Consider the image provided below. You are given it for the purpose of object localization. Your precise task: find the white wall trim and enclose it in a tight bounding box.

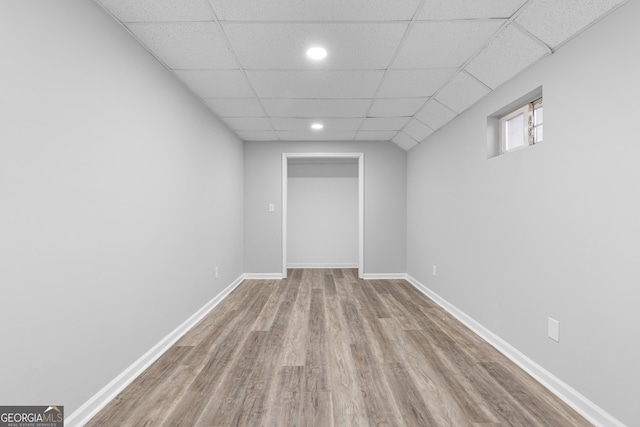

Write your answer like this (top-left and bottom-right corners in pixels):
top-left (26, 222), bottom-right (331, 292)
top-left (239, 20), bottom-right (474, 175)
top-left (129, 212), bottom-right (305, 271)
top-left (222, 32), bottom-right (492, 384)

top-left (362, 273), bottom-right (407, 280)
top-left (65, 273), bottom-right (246, 427)
top-left (288, 263), bottom-right (358, 269)
top-left (67, 271), bottom-right (623, 427)
top-left (404, 274), bottom-right (625, 427)
top-left (243, 273), bottom-right (284, 280)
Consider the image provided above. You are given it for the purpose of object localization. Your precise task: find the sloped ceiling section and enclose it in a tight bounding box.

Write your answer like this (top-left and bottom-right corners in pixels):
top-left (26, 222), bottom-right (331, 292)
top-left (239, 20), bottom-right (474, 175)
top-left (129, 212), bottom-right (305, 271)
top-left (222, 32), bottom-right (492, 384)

top-left (96, 0), bottom-right (627, 150)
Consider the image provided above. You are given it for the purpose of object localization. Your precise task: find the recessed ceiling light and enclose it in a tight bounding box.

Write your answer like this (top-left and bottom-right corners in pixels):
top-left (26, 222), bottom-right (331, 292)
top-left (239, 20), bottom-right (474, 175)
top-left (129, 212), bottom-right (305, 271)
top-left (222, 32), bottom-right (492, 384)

top-left (311, 123), bottom-right (324, 130)
top-left (306, 46), bottom-right (327, 61)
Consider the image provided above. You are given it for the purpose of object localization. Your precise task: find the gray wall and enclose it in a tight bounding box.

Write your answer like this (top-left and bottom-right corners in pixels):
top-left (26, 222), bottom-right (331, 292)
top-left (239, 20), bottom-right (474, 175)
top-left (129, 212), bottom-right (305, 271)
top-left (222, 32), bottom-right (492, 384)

top-left (406, 2), bottom-right (639, 425)
top-left (0, 0), bottom-right (244, 414)
top-left (245, 141), bottom-right (406, 275)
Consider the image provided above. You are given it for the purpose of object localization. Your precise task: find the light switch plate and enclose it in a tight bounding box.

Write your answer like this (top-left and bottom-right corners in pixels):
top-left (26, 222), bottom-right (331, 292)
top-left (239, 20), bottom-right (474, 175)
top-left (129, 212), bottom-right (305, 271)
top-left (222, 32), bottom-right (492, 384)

top-left (548, 317), bottom-right (559, 342)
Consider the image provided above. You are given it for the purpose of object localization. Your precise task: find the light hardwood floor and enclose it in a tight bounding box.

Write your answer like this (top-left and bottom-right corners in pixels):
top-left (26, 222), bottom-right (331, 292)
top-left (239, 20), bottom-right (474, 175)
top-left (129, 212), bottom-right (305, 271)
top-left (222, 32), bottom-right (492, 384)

top-left (86, 269), bottom-right (592, 426)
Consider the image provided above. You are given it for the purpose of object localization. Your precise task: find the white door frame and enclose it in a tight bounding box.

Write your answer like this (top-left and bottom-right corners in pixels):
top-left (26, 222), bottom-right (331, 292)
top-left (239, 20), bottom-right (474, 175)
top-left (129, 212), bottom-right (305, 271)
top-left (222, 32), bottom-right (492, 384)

top-left (282, 152), bottom-right (364, 279)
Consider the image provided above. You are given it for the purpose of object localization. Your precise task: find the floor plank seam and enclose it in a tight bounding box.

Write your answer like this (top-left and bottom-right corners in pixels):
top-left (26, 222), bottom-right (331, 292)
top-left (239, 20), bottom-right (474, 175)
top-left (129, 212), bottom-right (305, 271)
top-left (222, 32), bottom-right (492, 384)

top-left (86, 269), bottom-right (594, 427)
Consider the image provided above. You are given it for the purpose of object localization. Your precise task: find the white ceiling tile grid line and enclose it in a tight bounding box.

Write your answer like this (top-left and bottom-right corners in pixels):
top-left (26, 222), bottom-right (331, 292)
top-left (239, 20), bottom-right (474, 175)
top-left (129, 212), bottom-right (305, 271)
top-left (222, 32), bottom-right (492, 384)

top-left (414, 99), bottom-right (457, 131)
top-left (435, 70), bottom-right (492, 114)
top-left (199, 2), bottom-right (281, 135)
top-left (403, 118), bottom-right (434, 142)
top-left (515, 0), bottom-right (628, 51)
top-left (95, 0), bottom-right (279, 137)
top-left (206, 0), bottom-right (425, 22)
top-left (350, 0), bottom-right (431, 148)
top-left (510, 21), bottom-right (553, 53)
top-left (399, 0), bottom-right (546, 143)
top-left (125, 21), bottom-right (239, 69)
top-left (392, 131), bottom-right (420, 150)
top-left (404, 0), bottom-right (622, 142)
top-left (391, 19), bottom-right (507, 69)
top-left (418, 0), bottom-right (529, 20)
top-left (96, 0), bottom-right (216, 22)
top-left (95, 0), bottom-right (630, 149)
top-left (398, 0), bottom-right (530, 142)
top-left (465, 23), bottom-right (551, 90)
top-left (356, 130), bottom-right (400, 141)
top-left (204, 98), bottom-right (265, 117)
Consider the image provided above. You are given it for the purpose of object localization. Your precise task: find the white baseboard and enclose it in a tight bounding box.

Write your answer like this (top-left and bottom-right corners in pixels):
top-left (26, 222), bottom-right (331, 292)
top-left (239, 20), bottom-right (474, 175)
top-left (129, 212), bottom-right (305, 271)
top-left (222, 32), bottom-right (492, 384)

top-left (362, 273), bottom-right (406, 280)
top-left (64, 274), bottom-right (246, 427)
top-left (404, 274), bottom-right (625, 427)
top-left (287, 263), bottom-right (358, 269)
top-left (243, 273), bottom-right (283, 280)
top-left (66, 272), bottom-right (624, 427)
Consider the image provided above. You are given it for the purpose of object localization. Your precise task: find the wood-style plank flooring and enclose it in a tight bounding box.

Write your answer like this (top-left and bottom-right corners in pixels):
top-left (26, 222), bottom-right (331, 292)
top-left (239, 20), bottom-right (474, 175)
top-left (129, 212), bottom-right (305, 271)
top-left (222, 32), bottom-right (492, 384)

top-left (87, 269), bottom-right (592, 426)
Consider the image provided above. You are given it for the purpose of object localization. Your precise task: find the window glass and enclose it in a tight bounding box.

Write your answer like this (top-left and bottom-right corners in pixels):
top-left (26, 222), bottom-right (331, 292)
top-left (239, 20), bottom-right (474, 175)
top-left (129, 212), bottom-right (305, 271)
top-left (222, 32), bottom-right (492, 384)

top-left (488, 89), bottom-right (542, 159)
top-left (500, 98), bottom-right (542, 154)
top-left (506, 113), bottom-right (526, 151)
top-left (533, 102), bottom-right (543, 143)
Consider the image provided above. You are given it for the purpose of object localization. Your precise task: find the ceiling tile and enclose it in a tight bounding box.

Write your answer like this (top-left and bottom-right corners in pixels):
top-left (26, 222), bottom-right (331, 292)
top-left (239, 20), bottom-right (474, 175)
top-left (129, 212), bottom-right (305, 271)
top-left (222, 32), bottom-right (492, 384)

top-left (369, 98), bottom-right (428, 117)
top-left (97, 0), bottom-right (215, 22)
top-left (236, 130), bottom-right (278, 141)
top-left (435, 71), bottom-right (490, 114)
top-left (271, 118), bottom-right (363, 131)
top-left (175, 70), bottom-right (254, 98)
top-left (224, 117), bottom-right (272, 131)
top-left (222, 23), bottom-right (407, 70)
top-left (465, 24), bottom-right (549, 89)
top-left (392, 132), bottom-right (419, 150)
top-left (515, 0), bottom-right (626, 49)
top-left (403, 119), bottom-right (433, 141)
top-left (418, 0), bottom-right (527, 19)
top-left (127, 22), bottom-right (237, 70)
top-left (377, 69), bottom-right (455, 98)
top-left (393, 20), bottom-right (504, 69)
top-left (204, 98), bottom-right (265, 117)
top-left (276, 131), bottom-right (357, 141)
top-left (208, 0), bottom-right (423, 21)
top-left (414, 99), bottom-right (456, 130)
top-left (355, 131), bottom-right (398, 141)
top-left (246, 70), bottom-right (384, 98)
top-left (361, 117), bottom-right (410, 131)
top-left (99, 0), bottom-right (623, 148)
top-left (261, 99), bottom-right (370, 118)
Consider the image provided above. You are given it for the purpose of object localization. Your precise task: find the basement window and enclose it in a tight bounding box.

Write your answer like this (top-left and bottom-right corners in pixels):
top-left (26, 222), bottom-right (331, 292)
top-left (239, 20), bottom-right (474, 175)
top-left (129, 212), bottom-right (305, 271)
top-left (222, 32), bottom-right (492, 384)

top-left (501, 98), bottom-right (543, 153)
top-left (487, 86), bottom-right (543, 159)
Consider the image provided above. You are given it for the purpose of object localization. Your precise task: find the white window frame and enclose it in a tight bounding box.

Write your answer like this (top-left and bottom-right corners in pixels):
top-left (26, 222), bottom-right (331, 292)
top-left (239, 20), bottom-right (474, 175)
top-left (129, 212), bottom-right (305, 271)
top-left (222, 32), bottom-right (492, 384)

top-left (532, 97), bottom-right (543, 144)
top-left (500, 97), bottom-right (542, 154)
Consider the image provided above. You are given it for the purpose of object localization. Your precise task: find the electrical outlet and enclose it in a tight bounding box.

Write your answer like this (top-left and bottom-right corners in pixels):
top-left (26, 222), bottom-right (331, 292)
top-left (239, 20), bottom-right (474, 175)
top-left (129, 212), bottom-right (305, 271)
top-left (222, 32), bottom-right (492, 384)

top-left (548, 317), bottom-right (559, 342)
top-left (432, 265), bottom-right (437, 276)
top-left (215, 267), bottom-right (219, 279)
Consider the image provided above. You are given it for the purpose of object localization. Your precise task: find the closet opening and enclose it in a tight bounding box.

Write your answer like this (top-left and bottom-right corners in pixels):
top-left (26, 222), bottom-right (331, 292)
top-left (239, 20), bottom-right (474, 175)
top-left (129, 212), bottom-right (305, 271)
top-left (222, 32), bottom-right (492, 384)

top-left (282, 153), bottom-right (364, 279)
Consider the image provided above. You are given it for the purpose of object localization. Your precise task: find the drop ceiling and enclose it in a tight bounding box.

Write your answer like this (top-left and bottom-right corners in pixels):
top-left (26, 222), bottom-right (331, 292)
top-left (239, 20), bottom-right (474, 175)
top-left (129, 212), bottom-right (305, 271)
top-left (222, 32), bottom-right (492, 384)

top-left (96, 0), bottom-right (627, 150)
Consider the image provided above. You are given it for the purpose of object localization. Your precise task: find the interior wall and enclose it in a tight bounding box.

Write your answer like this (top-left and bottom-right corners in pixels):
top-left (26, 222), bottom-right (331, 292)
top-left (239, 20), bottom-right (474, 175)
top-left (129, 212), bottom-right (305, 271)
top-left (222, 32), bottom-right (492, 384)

top-left (406, 2), bottom-right (639, 425)
top-left (287, 161), bottom-right (358, 267)
top-left (0, 0), bottom-right (244, 414)
top-left (244, 140), bottom-right (406, 275)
